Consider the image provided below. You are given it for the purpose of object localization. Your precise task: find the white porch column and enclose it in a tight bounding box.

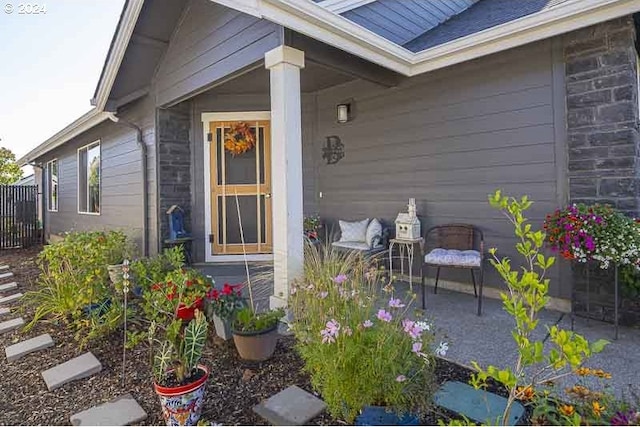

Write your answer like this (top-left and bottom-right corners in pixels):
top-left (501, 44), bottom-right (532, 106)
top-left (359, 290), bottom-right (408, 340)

top-left (265, 45), bottom-right (305, 309)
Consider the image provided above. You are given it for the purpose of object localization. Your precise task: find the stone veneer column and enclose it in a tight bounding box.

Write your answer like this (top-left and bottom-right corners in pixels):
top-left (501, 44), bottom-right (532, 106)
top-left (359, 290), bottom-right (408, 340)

top-left (565, 16), bottom-right (639, 215)
top-left (157, 102), bottom-right (192, 247)
top-left (564, 16), bottom-right (640, 324)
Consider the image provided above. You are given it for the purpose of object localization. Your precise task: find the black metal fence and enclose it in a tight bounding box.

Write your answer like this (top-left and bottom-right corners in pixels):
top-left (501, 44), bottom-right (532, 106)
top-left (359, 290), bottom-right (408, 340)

top-left (0, 185), bottom-right (40, 249)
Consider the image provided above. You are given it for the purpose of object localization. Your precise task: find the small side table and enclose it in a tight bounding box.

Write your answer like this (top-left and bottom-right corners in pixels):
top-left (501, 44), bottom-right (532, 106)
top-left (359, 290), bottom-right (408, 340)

top-left (389, 237), bottom-right (425, 290)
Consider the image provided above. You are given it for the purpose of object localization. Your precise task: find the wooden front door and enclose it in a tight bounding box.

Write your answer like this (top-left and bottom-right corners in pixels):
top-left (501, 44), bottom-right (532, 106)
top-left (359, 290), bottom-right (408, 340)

top-left (209, 120), bottom-right (272, 254)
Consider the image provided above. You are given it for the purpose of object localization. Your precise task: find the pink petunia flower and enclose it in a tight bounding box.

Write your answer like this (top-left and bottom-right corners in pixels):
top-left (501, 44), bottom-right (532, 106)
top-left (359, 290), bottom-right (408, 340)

top-left (377, 309), bottom-right (392, 322)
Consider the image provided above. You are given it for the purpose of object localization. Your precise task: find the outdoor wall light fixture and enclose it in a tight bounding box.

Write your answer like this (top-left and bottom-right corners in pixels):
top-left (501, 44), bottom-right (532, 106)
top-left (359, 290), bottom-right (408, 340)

top-left (337, 102), bottom-right (352, 123)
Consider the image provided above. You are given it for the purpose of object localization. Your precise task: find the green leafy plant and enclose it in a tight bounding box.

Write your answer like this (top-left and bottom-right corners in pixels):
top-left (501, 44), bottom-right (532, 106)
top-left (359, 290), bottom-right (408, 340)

top-left (24, 231), bottom-right (137, 345)
top-left (130, 246), bottom-right (184, 292)
top-left (290, 243), bottom-right (437, 423)
top-left (149, 309), bottom-right (208, 385)
top-left (471, 190), bottom-right (608, 425)
top-left (232, 306), bottom-right (283, 333)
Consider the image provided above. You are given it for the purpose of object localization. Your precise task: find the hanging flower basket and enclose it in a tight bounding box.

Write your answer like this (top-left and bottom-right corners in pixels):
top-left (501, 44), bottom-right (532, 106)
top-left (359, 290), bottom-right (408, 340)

top-left (224, 122), bottom-right (255, 156)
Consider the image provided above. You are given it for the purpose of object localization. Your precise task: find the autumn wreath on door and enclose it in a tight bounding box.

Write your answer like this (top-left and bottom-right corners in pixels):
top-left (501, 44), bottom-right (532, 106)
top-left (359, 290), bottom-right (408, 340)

top-left (224, 122), bottom-right (255, 156)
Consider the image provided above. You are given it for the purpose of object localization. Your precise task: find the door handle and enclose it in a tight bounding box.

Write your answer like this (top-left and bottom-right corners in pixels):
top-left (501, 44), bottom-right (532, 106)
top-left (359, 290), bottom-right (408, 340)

top-left (264, 193), bottom-right (272, 199)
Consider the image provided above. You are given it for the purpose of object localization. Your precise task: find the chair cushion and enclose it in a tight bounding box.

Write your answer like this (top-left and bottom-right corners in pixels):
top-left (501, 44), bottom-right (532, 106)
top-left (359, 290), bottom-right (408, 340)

top-left (365, 218), bottom-right (382, 248)
top-left (332, 241), bottom-right (383, 251)
top-left (424, 248), bottom-right (481, 267)
top-left (338, 218), bottom-right (369, 242)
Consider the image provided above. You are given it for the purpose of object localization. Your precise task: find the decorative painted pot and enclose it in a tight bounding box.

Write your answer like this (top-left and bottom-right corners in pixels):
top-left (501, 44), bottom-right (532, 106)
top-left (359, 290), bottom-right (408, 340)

top-left (82, 298), bottom-right (112, 317)
top-left (232, 324), bottom-right (278, 361)
top-left (154, 365), bottom-right (209, 426)
top-left (177, 297), bottom-right (204, 321)
top-left (212, 314), bottom-right (233, 340)
top-left (355, 406), bottom-right (420, 426)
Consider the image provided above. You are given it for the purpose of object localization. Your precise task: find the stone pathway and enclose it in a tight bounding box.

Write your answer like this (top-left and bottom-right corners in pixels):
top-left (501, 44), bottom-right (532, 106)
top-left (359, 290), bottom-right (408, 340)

top-left (6, 333), bottom-right (54, 362)
top-left (41, 351), bottom-right (103, 391)
top-left (0, 266), bottom-right (147, 425)
top-left (253, 385), bottom-right (327, 425)
top-left (70, 393), bottom-right (147, 425)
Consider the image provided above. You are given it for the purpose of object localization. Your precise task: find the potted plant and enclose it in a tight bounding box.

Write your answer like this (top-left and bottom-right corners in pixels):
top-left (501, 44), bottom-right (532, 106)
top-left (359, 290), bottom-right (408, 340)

top-left (204, 283), bottom-right (244, 340)
top-left (103, 231), bottom-right (136, 285)
top-left (231, 306), bottom-right (284, 361)
top-left (149, 309), bottom-right (209, 426)
top-left (289, 244), bottom-right (438, 424)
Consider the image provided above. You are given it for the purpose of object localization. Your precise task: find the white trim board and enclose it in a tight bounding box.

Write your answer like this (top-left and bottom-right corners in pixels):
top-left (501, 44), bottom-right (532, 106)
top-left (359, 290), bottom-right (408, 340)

top-left (202, 254), bottom-right (274, 263)
top-left (201, 111), bottom-right (271, 263)
top-left (317, 0), bottom-right (377, 14)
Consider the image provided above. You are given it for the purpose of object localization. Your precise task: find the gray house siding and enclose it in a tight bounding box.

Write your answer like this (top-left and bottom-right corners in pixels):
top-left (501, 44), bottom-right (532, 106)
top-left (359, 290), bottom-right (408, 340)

top-left (153, 0), bottom-right (283, 107)
top-left (310, 39), bottom-right (569, 298)
top-left (39, 96), bottom-right (158, 255)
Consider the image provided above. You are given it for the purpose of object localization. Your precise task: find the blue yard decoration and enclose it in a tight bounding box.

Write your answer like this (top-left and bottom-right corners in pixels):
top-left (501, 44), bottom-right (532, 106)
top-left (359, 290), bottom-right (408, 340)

top-left (434, 381), bottom-right (525, 425)
top-left (167, 205), bottom-right (190, 240)
top-left (355, 406), bottom-right (420, 426)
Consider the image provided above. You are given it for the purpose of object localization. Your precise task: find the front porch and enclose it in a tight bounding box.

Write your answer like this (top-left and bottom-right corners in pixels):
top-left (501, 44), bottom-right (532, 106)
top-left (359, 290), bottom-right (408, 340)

top-left (198, 261), bottom-right (640, 397)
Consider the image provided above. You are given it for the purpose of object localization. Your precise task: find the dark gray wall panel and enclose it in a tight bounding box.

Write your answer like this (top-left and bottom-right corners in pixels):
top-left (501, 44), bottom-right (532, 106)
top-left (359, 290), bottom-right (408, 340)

top-left (154, 0), bottom-right (282, 107)
top-left (311, 40), bottom-right (569, 298)
top-left (38, 96), bottom-right (158, 255)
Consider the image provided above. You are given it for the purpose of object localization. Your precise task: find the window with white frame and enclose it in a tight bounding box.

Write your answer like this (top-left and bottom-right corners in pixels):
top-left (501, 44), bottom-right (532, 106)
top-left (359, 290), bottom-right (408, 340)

top-left (78, 141), bottom-right (101, 214)
top-left (46, 159), bottom-right (58, 212)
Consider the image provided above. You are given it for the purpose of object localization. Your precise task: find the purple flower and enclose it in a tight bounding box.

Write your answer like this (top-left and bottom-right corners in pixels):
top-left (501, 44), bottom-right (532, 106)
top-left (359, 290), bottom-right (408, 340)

top-left (611, 410), bottom-right (640, 426)
top-left (333, 274), bottom-right (348, 284)
top-left (396, 375), bottom-right (406, 382)
top-left (321, 329), bottom-right (335, 344)
top-left (377, 309), bottom-right (392, 322)
top-left (320, 319), bottom-right (340, 344)
top-left (363, 320), bottom-right (373, 328)
top-left (412, 341), bottom-right (422, 354)
top-left (326, 319), bottom-right (340, 335)
top-left (388, 298), bottom-right (405, 308)
top-left (402, 319), bottom-right (423, 339)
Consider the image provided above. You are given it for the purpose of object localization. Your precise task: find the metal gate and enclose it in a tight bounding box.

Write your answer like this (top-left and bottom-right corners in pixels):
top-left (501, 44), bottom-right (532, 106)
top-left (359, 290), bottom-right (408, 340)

top-left (0, 185), bottom-right (40, 249)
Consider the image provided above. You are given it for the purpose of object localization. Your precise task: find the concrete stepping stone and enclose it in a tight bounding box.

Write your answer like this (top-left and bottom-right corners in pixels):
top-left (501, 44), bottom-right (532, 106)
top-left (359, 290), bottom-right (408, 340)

top-left (0, 271), bottom-right (13, 280)
top-left (434, 381), bottom-right (525, 425)
top-left (0, 317), bottom-right (24, 334)
top-left (0, 293), bottom-right (22, 305)
top-left (253, 385), bottom-right (327, 425)
top-left (70, 393), bottom-right (147, 426)
top-left (41, 352), bottom-right (102, 391)
top-left (0, 265), bottom-right (9, 270)
top-left (0, 307), bottom-right (10, 316)
top-left (6, 334), bottom-right (54, 362)
top-left (0, 282), bottom-right (18, 293)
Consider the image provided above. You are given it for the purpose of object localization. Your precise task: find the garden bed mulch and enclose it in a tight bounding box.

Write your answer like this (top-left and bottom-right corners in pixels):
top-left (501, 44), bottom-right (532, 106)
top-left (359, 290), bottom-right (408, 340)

top-left (2, 247), bottom-right (511, 426)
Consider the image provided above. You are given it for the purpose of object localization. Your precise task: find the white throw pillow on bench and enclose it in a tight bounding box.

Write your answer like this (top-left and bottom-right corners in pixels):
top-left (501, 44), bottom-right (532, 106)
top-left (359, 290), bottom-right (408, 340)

top-left (338, 218), bottom-right (369, 243)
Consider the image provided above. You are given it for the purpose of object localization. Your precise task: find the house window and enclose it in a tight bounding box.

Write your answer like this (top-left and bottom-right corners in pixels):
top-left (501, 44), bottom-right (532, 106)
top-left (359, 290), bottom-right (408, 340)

top-left (46, 159), bottom-right (58, 212)
top-left (78, 141), bottom-right (101, 214)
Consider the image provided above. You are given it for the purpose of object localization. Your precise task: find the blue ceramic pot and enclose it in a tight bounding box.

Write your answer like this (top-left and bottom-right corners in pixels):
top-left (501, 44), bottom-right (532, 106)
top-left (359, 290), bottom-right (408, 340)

top-left (355, 406), bottom-right (420, 426)
top-left (82, 298), bottom-right (112, 317)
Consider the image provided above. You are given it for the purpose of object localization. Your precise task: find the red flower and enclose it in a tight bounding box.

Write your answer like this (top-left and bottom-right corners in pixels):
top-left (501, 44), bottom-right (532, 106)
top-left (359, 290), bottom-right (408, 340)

top-left (151, 283), bottom-right (161, 291)
top-left (167, 293), bottom-right (176, 301)
top-left (185, 280), bottom-right (193, 287)
top-left (222, 284), bottom-right (233, 296)
top-left (206, 289), bottom-right (219, 299)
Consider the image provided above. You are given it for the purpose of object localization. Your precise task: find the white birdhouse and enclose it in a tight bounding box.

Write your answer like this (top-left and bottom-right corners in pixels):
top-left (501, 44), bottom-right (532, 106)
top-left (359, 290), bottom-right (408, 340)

top-left (395, 198), bottom-right (421, 240)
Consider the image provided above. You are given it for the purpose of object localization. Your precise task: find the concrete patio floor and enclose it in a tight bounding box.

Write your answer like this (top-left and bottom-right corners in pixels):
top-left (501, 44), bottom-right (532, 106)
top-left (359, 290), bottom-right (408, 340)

top-left (199, 262), bottom-right (640, 398)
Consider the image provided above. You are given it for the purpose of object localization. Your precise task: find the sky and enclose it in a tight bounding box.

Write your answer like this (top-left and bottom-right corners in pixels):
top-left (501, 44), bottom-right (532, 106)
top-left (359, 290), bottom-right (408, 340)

top-left (0, 0), bottom-right (125, 173)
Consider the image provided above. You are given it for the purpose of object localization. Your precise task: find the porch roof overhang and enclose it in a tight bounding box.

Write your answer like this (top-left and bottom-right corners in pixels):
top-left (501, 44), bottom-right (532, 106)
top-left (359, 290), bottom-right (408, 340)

top-left (17, 0), bottom-right (640, 166)
top-left (214, 0), bottom-right (640, 76)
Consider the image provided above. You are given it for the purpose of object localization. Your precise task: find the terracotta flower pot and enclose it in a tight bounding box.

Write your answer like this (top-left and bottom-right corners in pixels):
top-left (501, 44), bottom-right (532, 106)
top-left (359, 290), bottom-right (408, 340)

top-left (232, 324), bottom-right (278, 361)
top-left (154, 365), bottom-right (209, 426)
top-left (177, 297), bottom-right (204, 321)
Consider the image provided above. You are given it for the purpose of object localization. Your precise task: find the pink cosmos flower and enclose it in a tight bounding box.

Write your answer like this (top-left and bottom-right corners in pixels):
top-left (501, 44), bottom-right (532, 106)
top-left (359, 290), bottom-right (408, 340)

top-left (388, 298), bottom-right (406, 308)
top-left (377, 309), bottom-right (392, 322)
top-left (402, 318), bottom-right (424, 340)
top-left (319, 291), bottom-right (329, 299)
top-left (344, 326), bottom-right (353, 336)
top-left (412, 341), bottom-right (422, 354)
top-left (326, 319), bottom-right (340, 335)
top-left (396, 375), bottom-right (407, 382)
top-left (320, 319), bottom-right (341, 344)
top-left (363, 320), bottom-right (373, 328)
top-left (333, 274), bottom-right (348, 284)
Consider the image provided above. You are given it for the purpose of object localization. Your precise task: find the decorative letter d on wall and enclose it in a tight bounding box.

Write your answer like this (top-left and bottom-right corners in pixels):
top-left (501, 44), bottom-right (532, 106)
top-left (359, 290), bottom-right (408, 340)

top-left (322, 135), bottom-right (345, 165)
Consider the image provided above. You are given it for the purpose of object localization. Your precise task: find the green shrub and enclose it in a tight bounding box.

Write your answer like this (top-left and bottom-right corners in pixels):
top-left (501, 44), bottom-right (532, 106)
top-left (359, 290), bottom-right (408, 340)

top-left (130, 246), bottom-right (184, 293)
top-left (24, 230), bottom-right (136, 345)
top-left (232, 306), bottom-right (283, 333)
top-left (290, 244), bottom-right (436, 423)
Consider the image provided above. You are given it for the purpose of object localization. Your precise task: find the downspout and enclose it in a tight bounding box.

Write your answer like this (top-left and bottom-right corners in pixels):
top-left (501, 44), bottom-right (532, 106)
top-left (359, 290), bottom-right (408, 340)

top-left (28, 162), bottom-right (45, 244)
top-left (106, 112), bottom-right (149, 256)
